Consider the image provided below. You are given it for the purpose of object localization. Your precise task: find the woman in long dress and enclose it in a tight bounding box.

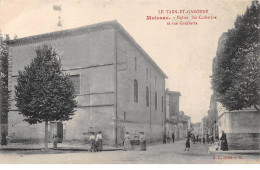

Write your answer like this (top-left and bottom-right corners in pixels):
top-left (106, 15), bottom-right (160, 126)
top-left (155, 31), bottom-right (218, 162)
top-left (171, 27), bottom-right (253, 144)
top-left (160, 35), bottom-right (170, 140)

top-left (89, 132), bottom-right (96, 152)
top-left (123, 132), bottom-right (131, 151)
top-left (96, 131), bottom-right (103, 152)
top-left (220, 130), bottom-right (229, 151)
top-left (140, 132), bottom-right (146, 151)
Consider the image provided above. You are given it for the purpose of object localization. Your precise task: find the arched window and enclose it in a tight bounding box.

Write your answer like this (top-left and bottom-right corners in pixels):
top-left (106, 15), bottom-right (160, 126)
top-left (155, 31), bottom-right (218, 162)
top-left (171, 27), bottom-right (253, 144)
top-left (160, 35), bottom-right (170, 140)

top-left (155, 92), bottom-right (157, 110)
top-left (162, 96), bottom-right (164, 112)
top-left (146, 87), bottom-right (149, 107)
top-left (134, 57), bottom-right (137, 71)
top-left (134, 79), bottom-right (138, 103)
top-left (146, 68), bottom-right (148, 80)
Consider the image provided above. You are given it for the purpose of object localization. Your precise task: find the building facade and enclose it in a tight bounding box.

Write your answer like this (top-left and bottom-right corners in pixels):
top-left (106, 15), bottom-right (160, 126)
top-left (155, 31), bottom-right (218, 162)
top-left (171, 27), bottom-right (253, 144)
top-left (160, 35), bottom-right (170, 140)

top-left (165, 90), bottom-right (180, 139)
top-left (4, 21), bottom-right (167, 145)
top-left (201, 116), bottom-right (209, 136)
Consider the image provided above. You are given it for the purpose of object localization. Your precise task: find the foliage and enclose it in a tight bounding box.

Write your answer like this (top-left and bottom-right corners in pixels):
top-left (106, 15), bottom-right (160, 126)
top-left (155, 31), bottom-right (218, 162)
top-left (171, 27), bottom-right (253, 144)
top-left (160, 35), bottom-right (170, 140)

top-left (0, 35), bottom-right (10, 125)
top-left (211, 0), bottom-right (260, 112)
top-left (15, 44), bottom-right (77, 124)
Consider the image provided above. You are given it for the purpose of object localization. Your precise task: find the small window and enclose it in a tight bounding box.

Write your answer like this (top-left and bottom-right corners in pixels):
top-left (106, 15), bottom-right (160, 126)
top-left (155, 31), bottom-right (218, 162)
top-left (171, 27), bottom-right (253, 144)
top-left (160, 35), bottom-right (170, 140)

top-left (155, 92), bottom-right (157, 110)
top-left (155, 76), bottom-right (157, 86)
top-left (146, 87), bottom-right (149, 107)
top-left (134, 79), bottom-right (138, 103)
top-left (69, 74), bottom-right (80, 94)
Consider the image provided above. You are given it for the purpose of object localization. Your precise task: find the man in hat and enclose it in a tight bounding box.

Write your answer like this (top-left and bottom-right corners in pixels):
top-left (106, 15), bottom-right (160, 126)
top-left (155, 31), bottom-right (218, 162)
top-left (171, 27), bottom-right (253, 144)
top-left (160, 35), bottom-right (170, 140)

top-left (96, 131), bottom-right (103, 152)
top-left (89, 132), bottom-right (96, 152)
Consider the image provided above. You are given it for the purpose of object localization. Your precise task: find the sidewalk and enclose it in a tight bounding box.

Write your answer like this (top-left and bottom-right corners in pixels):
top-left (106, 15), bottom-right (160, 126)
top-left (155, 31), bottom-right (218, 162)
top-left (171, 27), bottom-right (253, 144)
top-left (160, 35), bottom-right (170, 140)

top-left (208, 145), bottom-right (260, 154)
top-left (0, 142), bottom-right (122, 151)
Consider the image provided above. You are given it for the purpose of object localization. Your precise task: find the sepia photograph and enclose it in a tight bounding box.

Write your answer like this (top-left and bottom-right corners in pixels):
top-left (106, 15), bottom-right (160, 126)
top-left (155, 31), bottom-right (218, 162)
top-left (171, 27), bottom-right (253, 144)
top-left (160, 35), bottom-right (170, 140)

top-left (0, 0), bottom-right (259, 164)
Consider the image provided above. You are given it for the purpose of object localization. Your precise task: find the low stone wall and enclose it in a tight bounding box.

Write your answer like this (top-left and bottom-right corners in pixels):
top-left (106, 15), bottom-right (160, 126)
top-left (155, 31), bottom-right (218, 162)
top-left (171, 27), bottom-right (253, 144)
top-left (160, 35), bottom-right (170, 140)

top-left (227, 133), bottom-right (260, 150)
top-left (218, 110), bottom-right (260, 150)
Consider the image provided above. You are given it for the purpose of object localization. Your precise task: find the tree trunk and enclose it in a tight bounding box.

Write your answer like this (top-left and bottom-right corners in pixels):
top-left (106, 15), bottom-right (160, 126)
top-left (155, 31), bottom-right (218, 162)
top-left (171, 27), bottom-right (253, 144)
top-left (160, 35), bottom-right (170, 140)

top-left (44, 121), bottom-right (48, 150)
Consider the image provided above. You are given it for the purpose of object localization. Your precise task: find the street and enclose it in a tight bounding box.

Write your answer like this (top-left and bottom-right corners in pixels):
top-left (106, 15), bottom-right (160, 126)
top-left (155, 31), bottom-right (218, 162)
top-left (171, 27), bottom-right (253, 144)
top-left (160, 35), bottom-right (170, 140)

top-left (0, 140), bottom-right (259, 164)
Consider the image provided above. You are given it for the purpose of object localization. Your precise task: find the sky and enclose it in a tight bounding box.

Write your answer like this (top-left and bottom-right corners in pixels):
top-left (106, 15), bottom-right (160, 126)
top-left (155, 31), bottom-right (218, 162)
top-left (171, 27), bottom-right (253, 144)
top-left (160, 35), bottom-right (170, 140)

top-left (0, 0), bottom-right (252, 123)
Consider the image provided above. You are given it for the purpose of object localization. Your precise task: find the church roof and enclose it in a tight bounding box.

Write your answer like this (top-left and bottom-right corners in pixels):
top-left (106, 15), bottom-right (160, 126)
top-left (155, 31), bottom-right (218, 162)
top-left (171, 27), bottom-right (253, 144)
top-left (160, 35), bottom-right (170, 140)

top-left (6, 20), bottom-right (168, 78)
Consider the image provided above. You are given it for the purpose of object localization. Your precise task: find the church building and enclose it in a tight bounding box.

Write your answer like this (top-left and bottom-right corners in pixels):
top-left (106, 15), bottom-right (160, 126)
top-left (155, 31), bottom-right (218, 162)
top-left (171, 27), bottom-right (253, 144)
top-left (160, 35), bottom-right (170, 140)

top-left (5, 20), bottom-right (167, 145)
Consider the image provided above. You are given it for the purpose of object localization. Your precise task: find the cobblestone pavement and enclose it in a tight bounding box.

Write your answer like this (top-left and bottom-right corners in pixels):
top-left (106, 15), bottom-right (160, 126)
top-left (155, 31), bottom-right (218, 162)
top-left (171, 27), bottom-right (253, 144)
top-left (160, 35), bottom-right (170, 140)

top-left (0, 140), bottom-right (259, 164)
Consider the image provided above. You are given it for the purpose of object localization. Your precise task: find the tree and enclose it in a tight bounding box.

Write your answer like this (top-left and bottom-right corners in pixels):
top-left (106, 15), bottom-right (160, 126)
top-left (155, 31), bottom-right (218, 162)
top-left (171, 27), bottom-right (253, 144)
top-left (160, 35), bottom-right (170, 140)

top-left (212, 0), bottom-right (260, 112)
top-left (15, 44), bottom-right (77, 149)
top-left (0, 35), bottom-right (10, 145)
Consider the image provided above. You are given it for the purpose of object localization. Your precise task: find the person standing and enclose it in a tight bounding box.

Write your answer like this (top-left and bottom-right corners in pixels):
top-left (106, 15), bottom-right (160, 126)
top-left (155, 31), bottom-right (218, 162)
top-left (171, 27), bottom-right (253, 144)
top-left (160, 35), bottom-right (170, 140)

top-left (203, 136), bottom-right (206, 144)
top-left (52, 134), bottom-right (58, 149)
top-left (172, 132), bottom-right (175, 143)
top-left (163, 133), bottom-right (167, 144)
top-left (211, 135), bottom-right (214, 144)
top-left (220, 130), bottom-right (229, 151)
top-left (140, 132), bottom-right (146, 151)
top-left (96, 131), bottom-right (103, 152)
top-left (167, 132), bottom-right (171, 143)
top-left (184, 138), bottom-right (190, 151)
top-left (89, 132), bottom-right (96, 152)
top-left (1, 132), bottom-right (7, 146)
top-left (123, 132), bottom-right (131, 151)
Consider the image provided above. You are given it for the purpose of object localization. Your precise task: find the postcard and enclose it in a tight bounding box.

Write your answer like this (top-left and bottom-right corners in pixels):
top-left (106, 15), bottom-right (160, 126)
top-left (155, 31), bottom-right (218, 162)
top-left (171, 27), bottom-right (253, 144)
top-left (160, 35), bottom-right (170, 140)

top-left (0, 0), bottom-right (259, 164)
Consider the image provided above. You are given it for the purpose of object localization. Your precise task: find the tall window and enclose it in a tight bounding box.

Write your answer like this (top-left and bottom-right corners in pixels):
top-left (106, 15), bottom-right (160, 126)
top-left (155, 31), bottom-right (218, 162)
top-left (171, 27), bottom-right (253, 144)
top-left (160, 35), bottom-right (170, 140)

top-left (162, 96), bottom-right (164, 112)
top-left (155, 92), bottom-right (157, 110)
top-left (134, 57), bottom-right (137, 71)
top-left (146, 68), bottom-right (148, 80)
top-left (134, 79), bottom-right (138, 103)
top-left (69, 74), bottom-right (80, 94)
top-left (146, 87), bottom-right (149, 107)
top-left (162, 81), bottom-right (164, 91)
top-left (124, 112), bottom-right (126, 120)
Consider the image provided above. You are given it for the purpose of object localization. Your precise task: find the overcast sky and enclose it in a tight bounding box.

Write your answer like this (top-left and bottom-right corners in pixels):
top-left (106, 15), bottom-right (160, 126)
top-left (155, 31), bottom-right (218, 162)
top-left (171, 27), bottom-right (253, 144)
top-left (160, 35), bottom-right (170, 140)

top-left (0, 0), bottom-right (252, 122)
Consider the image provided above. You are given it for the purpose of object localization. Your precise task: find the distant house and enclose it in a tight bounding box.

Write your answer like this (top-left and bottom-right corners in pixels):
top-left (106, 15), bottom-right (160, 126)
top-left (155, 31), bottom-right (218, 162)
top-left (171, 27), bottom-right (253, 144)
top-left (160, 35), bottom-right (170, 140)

top-left (165, 90), bottom-right (191, 139)
top-left (3, 20), bottom-right (168, 145)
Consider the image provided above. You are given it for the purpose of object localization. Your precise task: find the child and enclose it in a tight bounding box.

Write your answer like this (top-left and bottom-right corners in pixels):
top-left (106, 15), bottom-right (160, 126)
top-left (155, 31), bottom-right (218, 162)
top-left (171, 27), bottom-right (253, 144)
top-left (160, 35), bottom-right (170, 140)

top-left (184, 138), bottom-right (190, 151)
top-left (214, 139), bottom-right (220, 151)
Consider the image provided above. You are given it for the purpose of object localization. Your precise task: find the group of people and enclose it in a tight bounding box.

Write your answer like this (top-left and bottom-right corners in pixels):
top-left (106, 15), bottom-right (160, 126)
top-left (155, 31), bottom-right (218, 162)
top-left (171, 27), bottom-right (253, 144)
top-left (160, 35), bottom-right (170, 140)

top-left (190, 134), bottom-right (207, 144)
top-left (89, 131), bottom-right (103, 152)
top-left (184, 130), bottom-right (229, 151)
top-left (123, 131), bottom-right (146, 151)
top-left (163, 132), bottom-right (175, 144)
top-left (214, 130), bottom-right (229, 151)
